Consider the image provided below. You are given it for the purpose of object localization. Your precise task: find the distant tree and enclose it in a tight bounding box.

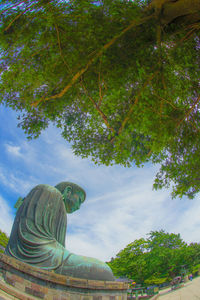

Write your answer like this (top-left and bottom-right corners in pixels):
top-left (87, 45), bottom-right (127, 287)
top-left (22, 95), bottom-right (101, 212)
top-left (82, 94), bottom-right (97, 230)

top-left (147, 230), bottom-right (185, 249)
top-left (0, 0), bottom-right (200, 198)
top-left (186, 242), bottom-right (200, 269)
top-left (108, 238), bottom-right (148, 283)
top-left (145, 230), bottom-right (186, 279)
top-left (108, 230), bottom-right (196, 285)
top-left (0, 230), bottom-right (9, 253)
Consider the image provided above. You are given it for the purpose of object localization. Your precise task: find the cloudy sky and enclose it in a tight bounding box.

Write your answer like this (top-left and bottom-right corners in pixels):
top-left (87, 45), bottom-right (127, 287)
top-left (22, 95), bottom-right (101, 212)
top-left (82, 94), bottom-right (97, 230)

top-left (0, 106), bottom-right (200, 262)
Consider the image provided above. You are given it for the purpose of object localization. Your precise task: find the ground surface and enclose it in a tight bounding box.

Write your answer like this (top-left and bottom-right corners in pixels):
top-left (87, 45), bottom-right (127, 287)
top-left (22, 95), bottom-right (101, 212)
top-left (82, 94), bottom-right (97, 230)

top-left (0, 276), bottom-right (200, 299)
top-left (158, 276), bottom-right (200, 299)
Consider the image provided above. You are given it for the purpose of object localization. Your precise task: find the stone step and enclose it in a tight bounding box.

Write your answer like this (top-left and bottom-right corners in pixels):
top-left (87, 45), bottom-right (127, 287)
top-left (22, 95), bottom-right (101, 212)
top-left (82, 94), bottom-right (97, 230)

top-left (0, 279), bottom-right (37, 300)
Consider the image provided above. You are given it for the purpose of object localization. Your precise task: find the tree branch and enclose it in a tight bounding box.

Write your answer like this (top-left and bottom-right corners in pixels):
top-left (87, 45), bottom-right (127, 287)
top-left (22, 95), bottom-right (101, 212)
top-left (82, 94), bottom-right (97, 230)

top-left (176, 95), bottom-right (200, 129)
top-left (30, 45), bottom-right (50, 58)
top-left (116, 71), bottom-right (159, 137)
top-left (98, 59), bottom-right (104, 107)
top-left (152, 91), bottom-right (179, 110)
top-left (55, 23), bottom-right (71, 72)
top-left (31, 14), bottom-right (153, 107)
top-left (81, 82), bottom-right (115, 134)
top-left (161, 0), bottom-right (200, 25)
top-left (4, 2), bottom-right (37, 32)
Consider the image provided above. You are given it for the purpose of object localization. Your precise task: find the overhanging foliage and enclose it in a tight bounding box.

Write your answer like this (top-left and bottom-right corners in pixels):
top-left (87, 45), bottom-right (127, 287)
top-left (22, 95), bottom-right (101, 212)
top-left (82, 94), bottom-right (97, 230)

top-left (0, 0), bottom-right (200, 198)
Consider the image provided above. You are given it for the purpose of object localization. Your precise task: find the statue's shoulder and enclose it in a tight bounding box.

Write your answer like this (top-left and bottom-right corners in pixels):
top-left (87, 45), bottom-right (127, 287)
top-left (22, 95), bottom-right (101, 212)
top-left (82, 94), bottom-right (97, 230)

top-left (14, 184), bottom-right (62, 211)
top-left (32, 184), bottom-right (62, 196)
top-left (26, 184), bottom-right (63, 205)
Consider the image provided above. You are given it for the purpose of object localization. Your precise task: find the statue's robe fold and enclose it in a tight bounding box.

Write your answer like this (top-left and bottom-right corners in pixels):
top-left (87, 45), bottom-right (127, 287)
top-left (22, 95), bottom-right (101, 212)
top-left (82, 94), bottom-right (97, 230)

top-left (5, 184), bottom-right (67, 270)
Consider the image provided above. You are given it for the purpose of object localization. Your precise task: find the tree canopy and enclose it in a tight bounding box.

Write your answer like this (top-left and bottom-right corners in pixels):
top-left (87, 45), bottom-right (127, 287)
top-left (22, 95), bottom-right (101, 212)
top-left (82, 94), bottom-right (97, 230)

top-left (0, 0), bottom-right (200, 198)
top-left (108, 230), bottom-right (200, 285)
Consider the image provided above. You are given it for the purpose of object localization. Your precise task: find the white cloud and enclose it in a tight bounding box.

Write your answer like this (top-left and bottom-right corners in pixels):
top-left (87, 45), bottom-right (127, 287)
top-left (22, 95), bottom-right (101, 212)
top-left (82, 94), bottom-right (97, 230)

top-left (168, 197), bottom-right (200, 244)
top-left (1, 109), bottom-right (200, 263)
top-left (65, 177), bottom-right (188, 261)
top-left (0, 166), bottom-right (36, 195)
top-left (5, 144), bottom-right (22, 157)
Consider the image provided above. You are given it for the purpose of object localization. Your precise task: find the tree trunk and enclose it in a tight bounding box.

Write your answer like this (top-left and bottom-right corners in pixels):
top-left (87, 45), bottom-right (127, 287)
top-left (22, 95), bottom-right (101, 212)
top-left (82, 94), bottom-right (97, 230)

top-left (151, 0), bottom-right (200, 25)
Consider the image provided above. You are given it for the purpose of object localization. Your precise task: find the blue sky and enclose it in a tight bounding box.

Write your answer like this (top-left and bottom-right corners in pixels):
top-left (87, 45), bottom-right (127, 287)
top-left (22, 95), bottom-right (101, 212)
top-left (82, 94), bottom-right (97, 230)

top-left (0, 105), bottom-right (200, 262)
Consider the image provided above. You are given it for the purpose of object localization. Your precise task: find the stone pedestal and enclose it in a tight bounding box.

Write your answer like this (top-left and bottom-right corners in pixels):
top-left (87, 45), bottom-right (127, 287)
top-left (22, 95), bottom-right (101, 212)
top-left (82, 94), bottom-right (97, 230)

top-left (0, 253), bottom-right (128, 300)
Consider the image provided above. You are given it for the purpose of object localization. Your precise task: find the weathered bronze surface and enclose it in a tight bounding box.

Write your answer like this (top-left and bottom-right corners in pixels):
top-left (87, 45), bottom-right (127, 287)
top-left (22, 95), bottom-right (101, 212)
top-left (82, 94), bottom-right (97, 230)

top-left (5, 182), bottom-right (114, 281)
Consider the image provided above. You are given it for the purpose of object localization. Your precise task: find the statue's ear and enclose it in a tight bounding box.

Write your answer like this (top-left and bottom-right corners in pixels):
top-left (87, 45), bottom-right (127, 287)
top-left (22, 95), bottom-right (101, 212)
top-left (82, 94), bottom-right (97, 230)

top-left (14, 197), bottom-right (24, 211)
top-left (63, 186), bottom-right (72, 199)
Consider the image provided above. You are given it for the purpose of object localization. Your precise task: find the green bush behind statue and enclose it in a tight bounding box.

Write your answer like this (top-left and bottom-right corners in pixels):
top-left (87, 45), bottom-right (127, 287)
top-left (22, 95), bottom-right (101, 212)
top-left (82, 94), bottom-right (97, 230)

top-left (0, 230), bottom-right (9, 253)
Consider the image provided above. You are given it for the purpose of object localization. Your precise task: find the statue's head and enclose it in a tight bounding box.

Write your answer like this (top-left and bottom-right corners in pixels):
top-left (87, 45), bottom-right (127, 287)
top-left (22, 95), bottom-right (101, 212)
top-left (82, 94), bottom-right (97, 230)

top-left (55, 182), bottom-right (86, 213)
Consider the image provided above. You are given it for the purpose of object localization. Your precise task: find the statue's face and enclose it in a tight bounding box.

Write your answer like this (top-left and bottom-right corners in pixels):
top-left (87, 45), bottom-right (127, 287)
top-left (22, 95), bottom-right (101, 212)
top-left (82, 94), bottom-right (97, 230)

top-left (63, 186), bottom-right (85, 213)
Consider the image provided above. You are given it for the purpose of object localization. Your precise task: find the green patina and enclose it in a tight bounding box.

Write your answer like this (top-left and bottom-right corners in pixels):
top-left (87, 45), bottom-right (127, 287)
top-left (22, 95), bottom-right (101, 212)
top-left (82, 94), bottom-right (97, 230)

top-left (14, 197), bottom-right (24, 210)
top-left (5, 182), bottom-right (114, 281)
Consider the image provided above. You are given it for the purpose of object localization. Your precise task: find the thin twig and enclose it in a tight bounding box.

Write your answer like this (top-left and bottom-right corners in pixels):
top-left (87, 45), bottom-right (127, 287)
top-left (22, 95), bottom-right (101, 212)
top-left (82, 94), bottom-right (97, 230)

top-left (178, 28), bottom-right (197, 44)
top-left (55, 23), bottom-right (71, 72)
top-left (153, 91), bottom-right (179, 110)
top-left (188, 118), bottom-right (200, 132)
top-left (156, 22), bottom-right (162, 70)
top-left (30, 45), bottom-right (50, 58)
top-left (81, 82), bottom-right (115, 134)
top-left (176, 95), bottom-right (200, 129)
top-left (147, 149), bottom-right (152, 157)
top-left (170, 27), bottom-right (198, 52)
top-left (98, 59), bottom-right (103, 106)
top-left (116, 70), bottom-right (159, 137)
top-left (162, 74), bottom-right (166, 89)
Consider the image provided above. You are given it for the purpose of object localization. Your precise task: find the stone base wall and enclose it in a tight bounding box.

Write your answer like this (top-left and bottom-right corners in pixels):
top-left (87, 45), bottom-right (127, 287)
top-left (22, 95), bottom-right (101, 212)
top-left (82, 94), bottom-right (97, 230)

top-left (0, 253), bottom-right (128, 300)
